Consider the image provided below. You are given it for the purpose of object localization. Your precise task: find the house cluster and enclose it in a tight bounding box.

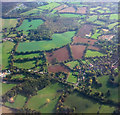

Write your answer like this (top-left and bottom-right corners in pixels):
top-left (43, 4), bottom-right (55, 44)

top-left (0, 70), bottom-right (11, 78)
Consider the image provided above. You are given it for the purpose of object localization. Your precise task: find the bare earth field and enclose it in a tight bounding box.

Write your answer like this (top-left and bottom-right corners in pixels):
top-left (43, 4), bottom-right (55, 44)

top-left (59, 7), bottom-right (76, 13)
top-left (54, 4), bottom-right (68, 11)
top-left (76, 7), bottom-right (87, 14)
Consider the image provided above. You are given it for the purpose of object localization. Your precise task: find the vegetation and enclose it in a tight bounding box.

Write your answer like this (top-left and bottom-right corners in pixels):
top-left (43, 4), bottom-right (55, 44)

top-left (67, 73), bottom-right (77, 83)
top-left (65, 61), bottom-right (80, 69)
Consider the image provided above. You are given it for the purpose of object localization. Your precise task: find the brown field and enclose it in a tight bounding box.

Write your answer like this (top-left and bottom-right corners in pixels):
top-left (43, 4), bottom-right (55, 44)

top-left (59, 7), bottom-right (76, 13)
top-left (71, 45), bottom-right (86, 59)
top-left (54, 4), bottom-right (68, 11)
top-left (48, 64), bottom-right (70, 73)
top-left (88, 46), bottom-right (99, 51)
top-left (77, 25), bottom-right (93, 37)
top-left (46, 46), bottom-right (70, 64)
top-left (98, 35), bottom-right (115, 41)
top-left (73, 36), bottom-right (97, 45)
top-left (76, 7), bottom-right (87, 14)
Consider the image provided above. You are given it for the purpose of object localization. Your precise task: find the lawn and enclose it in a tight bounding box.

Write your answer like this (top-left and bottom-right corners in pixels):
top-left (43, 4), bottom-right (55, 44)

top-left (17, 19), bottom-right (44, 32)
top-left (108, 22), bottom-right (118, 30)
top-left (11, 74), bottom-right (25, 80)
top-left (85, 50), bottom-right (106, 57)
top-left (14, 61), bottom-right (36, 69)
top-left (14, 53), bottom-right (40, 59)
top-left (27, 83), bottom-right (65, 113)
top-left (91, 30), bottom-right (101, 39)
top-left (2, 19), bottom-right (17, 29)
top-left (64, 92), bottom-right (115, 113)
top-left (5, 95), bottom-right (27, 109)
top-left (96, 75), bottom-right (119, 102)
top-left (60, 14), bottom-right (86, 18)
top-left (2, 83), bottom-right (16, 95)
top-left (16, 31), bottom-right (75, 52)
top-left (2, 41), bottom-right (15, 70)
top-left (87, 15), bottom-right (97, 22)
top-left (67, 73), bottom-right (77, 83)
top-left (65, 61), bottom-right (80, 69)
top-left (109, 14), bottom-right (118, 20)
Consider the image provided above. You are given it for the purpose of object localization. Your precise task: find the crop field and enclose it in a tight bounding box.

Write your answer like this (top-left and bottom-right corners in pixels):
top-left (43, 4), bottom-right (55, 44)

top-left (5, 95), bottom-right (27, 109)
top-left (108, 22), bottom-right (118, 30)
top-left (48, 64), bottom-right (70, 73)
top-left (76, 7), bottom-right (87, 14)
top-left (73, 36), bottom-right (97, 45)
top-left (2, 83), bottom-right (16, 95)
top-left (71, 45), bottom-right (86, 59)
top-left (11, 74), bottom-right (25, 80)
top-left (65, 61), bottom-right (80, 69)
top-left (85, 50), bottom-right (106, 57)
top-left (17, 19), bottom-right (44, 32)
top-left (67, 73), bottom-right (77, 83)
top-left (46, 46), bottom-right (70, 63)
top-left (2, 41), bottom-right (15, 70)
top-left (87, 15), bottom-right (97, 22)
top-left (54, 4), bottom-right (68, 11)
top-left (109, 14), bottom-right (118, 20)
top-left (64, 92), bottom-right (115, 113)
top-left (60, 14), bottom-right (86, 18)
top-left (59, 7), bottom-right (76, 13)
top-left (14, 53), bottom-right (40, 59)
top-left (77, 25), bottom-right (93, 37)
top-left (88, 46), bottom-right (99, 51)
top-left (14, 61), bottom-right (36, 69)
top-left (91, 30), bottom-right (101, 39)
top-left (27, 83), bottom-right (65, 113)
top-left (96, 75), bottom-right (119, 102)
top-left (16, 31), bottom-right (75, 52)
top-left (2, 19), bottom-right (17, 29)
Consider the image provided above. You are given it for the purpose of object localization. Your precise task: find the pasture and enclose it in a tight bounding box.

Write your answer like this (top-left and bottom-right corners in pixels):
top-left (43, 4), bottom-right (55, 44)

top-left (11, 74), bottom-right (25, 80)
top-left (87, 15), bottom-right (97, 22)
top-left (67, 73), bottom-right (77, 83)
top-left (91, 30), bottom-right (101, 39)
top-left (65, 61), bottom-right (80, 69)
top-left (60, 14), bottom-right (86, 18)
top-left (109, 14), bottom-right (118, 20)
top-left (16, 31), bottom-right (75, 52)
top-left (108, 22), bottom-right (118, 30)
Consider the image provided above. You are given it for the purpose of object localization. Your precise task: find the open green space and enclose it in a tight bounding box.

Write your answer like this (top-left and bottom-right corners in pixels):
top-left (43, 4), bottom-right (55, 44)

top-left (96, 75), bottom-right (119, 102)
top-left (64, 92), bottom-right (115, 113)
top-left (109, 14), bottom-right (118, 20)
top-left (97, 9), bottom-right (105, 13)
top-left (90, 7), bottom-right (101, 11)
top-left (1, 41), bottom-right (15, 70)
top-left (67, 73), bottom-right (77, 83)
top-left (17, 31), bottom-right (75, 52)
top-left (65, 61), bottom-right (80, 69)
top-left (94, 20), bottom-right (106, 26)
top-left (14, 53), bottom-right (40, 59)
top-left (17, 19), bottom-right (44, 32)
top-left (60, 14), bottom-right (86, 18)
top-left (2, 83), bottom-right (16, 95)
top-left (5, 95), bottom-right (27, 109)
top-left (85, 50), bottom-right (106, 57)
top-left (91, 30), bottom-right (101, 39)
top-left (14, 61), bottom-right (36, 69)
top-left (87, 15), bottom-right (97, 22)
top-left (108, 22), bottom-right (118, 30)
top-left (2, 19), bottom-right (17, 29)
top-left (11, 74), bottom-right (25, 80)
top-left (27, 83), bottom-right (65, 113)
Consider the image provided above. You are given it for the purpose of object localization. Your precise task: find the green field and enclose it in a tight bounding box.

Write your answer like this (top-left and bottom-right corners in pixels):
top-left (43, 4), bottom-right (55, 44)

top-left (11, 74), bottom-right (25, 80)
top-left (91, 30), bottom-right (101, 39)
top-left (60, 14), bottom-right (86, 18)
top-left (67, 73), bottom-right (77, 83)
top-left (27, 83), bottom-right (65, 113)
top-left (65, 61), bottom-right (80, 69)
top-left (2, 19), bottom-right (17, 29)
top-left (2, 41), bottom-right (15, 70)
top-left (17, 19), bottom-right (44, 32)
top-left (109, 14), bottom-right (118, 20)
top-left (14, 53), bottom-right (40, 59)
top-left (2, 83), bottom-right (16, 95)
top-left (85, 50), bottom-right (106, 57)
top-left (94, 20), bottom-right (106, 25)
top-left (96, 75), bottom-right (119, 102)
top-left (14, 61), bottom-right (36, 69)
top-left (108, 22), bottom-right (118, 30)
top-left (97, 9), bottom-right (105, 13)
top-left (17, 31), bottom-right (75, 52)
top-left (5, 95), bottom-right (27, 109)
top-left (87, 15), bottom-right (97, 22)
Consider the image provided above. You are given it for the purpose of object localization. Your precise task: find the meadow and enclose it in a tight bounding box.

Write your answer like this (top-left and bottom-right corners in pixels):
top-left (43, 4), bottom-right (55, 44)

top-left (65, 61), bottom-right (80, 69)
top-left (67, 73), bottom-right (77, 83)
top-left (108, 22), bottom-right (118, 30)
top-left (17, 31), bottom-right (75, 52)
top-left (60, 14), bottom-right (86, 18)
top-left (94, 20), bottom-right (106, 26)
top-left (91, 30), bottom-right (101, 39)
top-left (11, 74), bottom-right (25, 80)
top-left (109, 14), bottom-right (118, 20)
top-left (26, 83), bottom-right (65, 113)
top-left (87, 15), bottom-right (97, 22)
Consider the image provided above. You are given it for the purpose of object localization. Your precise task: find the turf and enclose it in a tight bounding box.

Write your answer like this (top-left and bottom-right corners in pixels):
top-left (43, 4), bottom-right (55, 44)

top-left (1, 41), bottom-right (15, 70)
top-left (27, 83), bottom-right (65, 113)
top-left (65, 61), bottom-right (80, 69)
top-left (2, 83), bottom-right (16, 95)
top-left (67, 73), bottom-right (77, 83)
top-left (17, 31), bottom-right (75, 52)
top-left (85, 50), bottom-right (106, 57)
top-left (5, 95), bottom-right (27, 109)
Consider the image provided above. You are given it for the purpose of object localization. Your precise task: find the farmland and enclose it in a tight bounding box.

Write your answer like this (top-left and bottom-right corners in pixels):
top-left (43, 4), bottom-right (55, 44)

top-left (11, 74), bottom-right (25, 79)
top-left (65, 61), bottom-right (80, 69)
top-left (67, 73), bottom-right (77, 83)
top-left (86, 15), bottom-right (97, 22)
top-left (60, 14), bottom-right (86, 18)
top-left (59, 7), bottom-right (76, 13)
top-left (17, 31), bottom-right (75, 52)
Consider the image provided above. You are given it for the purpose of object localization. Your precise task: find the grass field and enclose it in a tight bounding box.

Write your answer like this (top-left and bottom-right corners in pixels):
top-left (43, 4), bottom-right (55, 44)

top-left (108, 22), bottom-right (118, 30)
top-left (85, 50), bottom-right (106, 57)
top-left (2, 19), bottom-right (17, 29)
top-left (97, 9), bottom-right (105, 13)
top-left (27, 83), bottom-right (65, 113)
top-left (87, 15), bottom-right (97, 22)
top-left (60, 14), bottom-right (86, 18)
top-left (91, 30), bottom-right (101, 39)
top-left (2, 83), bottom-right (16, 95)
top-left (14, 53), bottom-right (40, 59)
top-left (65, 61), bottom-right (80, 69)
top-left (96, 75), bottom-right (119, 102)
top-left (64, 92), bottom-right (116, 113)
top-left (2, 41), bottom-right (15, 70)
top-left (94, 20), bottom-right (106, 25)
top-left (17, 31), bottom-right (75, 52)
top-left (11, 74), bottom-right (25, 80)
top-left (67, 73), bottom-right (77, 83)
top-left (14, 61), bottom-right (36, 69)
top-left (5, 95), bottom-right (27, 109)
top-left (17, 19), bottom-right (44, 32)
top-left (109, 14), bottom-right (118, 20)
